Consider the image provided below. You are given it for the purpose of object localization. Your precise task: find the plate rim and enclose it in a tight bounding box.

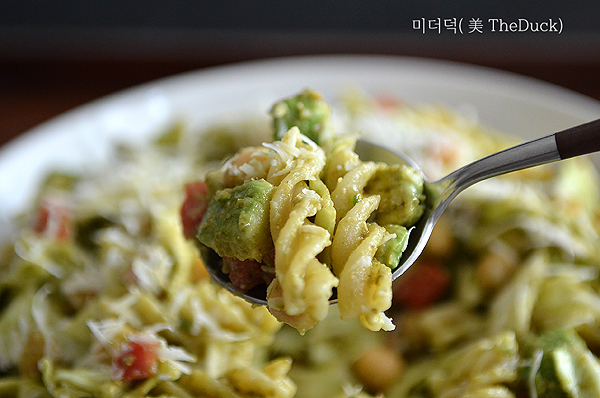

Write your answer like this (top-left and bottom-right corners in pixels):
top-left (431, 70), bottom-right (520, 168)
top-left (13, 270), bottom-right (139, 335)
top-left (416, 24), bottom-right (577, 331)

top-left (5, 54), bottom-right (600, 146)
top-left (2, 54), bottom-right (600, 225)
top-left (4, 54), bottom-right (600, 156)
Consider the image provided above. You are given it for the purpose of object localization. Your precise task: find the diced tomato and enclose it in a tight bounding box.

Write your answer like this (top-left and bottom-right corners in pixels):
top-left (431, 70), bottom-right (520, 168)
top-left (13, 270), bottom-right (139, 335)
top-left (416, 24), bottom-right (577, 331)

top-left (113, 338), bottom-right (159, 382)
top-left (122, 267), bottom-right (139, 287)
top-left (34, 206), bottom-right (50, 234)
top-left (427, 142), bottom-right (460, 167)
top-left (224, 257), bottom-right (272, 293)
top-left (375, 94), bottom-right (404, 111)
top-left (393, 259), bottom-right (450, 311)
top-left (33, 197), bottom-right (71, 240)
top-left (180, 181), bottom-right (209, 239)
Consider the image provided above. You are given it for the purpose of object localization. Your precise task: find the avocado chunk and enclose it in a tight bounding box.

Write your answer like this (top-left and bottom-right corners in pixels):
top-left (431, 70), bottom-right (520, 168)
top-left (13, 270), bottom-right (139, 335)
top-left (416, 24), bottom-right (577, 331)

top-left (366, 164), bottom-right (425, 227)
top-left (376, 224), bottom-right (410, 269)
top-left (197, 179), bottom-right (275, 262)
top-left (520, 328), bottom-right (600, 398)
top-left (270, 89), bottom-right (334, 145)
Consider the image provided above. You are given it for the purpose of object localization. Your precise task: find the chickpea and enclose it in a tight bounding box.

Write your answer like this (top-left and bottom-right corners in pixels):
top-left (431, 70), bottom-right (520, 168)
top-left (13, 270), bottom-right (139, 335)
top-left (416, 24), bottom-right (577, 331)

top-left (424, 218), bottom-right (455, 258)
top-left (475, 250), bottom-right (517, 291)
top-left (352, 346), bottom-right (405, 393)
top-left (19, 330), bottom-right (45, 377)
top-left (395, 311), bottom-right (428, 354)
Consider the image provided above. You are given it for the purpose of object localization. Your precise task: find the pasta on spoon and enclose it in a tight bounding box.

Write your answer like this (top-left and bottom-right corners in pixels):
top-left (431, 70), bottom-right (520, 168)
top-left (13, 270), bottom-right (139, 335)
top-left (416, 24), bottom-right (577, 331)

top-left (182, 89), bottom-right (426, 333)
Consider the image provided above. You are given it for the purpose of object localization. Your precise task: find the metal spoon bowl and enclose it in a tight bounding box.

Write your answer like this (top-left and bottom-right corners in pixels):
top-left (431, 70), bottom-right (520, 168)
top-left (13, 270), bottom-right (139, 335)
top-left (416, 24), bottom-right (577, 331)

top-left (202, 118), bottom-right (600, 305)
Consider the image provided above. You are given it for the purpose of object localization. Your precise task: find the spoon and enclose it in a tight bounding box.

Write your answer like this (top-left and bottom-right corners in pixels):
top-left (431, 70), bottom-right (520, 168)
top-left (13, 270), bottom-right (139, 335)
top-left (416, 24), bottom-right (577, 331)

top-left (201, 117), bottom-right (600, 305)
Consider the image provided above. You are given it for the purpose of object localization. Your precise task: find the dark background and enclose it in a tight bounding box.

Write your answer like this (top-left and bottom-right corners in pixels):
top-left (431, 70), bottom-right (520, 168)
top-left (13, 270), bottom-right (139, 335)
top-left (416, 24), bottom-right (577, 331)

top-left (2, 1), bottom-right (600, 148)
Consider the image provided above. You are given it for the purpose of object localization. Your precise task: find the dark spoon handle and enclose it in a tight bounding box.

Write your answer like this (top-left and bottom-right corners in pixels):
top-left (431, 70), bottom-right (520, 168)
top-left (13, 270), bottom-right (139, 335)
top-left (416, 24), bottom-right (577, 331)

top-left (555, 118), bottom-right (600, 159)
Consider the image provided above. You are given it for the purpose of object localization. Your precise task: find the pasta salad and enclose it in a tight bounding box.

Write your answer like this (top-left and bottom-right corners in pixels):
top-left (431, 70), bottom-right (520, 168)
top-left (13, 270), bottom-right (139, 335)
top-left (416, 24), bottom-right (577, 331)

top-left (183, 89), bottom-right (425, 334)
top-left (1, 87), bottom-right (600, 398)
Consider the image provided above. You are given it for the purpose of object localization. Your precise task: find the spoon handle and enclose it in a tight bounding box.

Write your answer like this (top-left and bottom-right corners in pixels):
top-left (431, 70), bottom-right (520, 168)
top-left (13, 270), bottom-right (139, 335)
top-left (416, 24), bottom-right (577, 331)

top-left (555, 118), bottom-right (600, 159)
top-left (442, 118), bottom-right (600, 198)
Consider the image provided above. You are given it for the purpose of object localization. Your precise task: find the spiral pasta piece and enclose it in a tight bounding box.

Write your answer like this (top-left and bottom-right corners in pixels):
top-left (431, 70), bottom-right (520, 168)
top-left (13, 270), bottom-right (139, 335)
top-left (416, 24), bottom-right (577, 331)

top-left (271, 187), bottom-right (332, 316)
top-left (332, 195), bottom-right (395, 331)
top-left (331, 195), bottom-right (380, 275)
top-left (322, 134), bottom-right (361, 190)
top-left (267, 129), bottom-right (326, 238)
top-left (265, 129), bottom-right (338, 331)
top-left (331, 162), bottom-right (381, 223)
top-left (308, 179), bottom-right (336, 238)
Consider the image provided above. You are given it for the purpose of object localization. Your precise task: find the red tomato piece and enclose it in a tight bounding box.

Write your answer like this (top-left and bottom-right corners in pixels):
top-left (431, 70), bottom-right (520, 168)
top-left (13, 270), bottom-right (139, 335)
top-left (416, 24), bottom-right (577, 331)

top-left (33, 206), bottom-right (50, 234)
top-left (375, 94), bottom-right (404, 111)
top-left (113, 338), bottom-right (159, 382)
top-left (393, 259), bottom-right (450, 311)
top-left (224, 257), bottom-right (270, 293)
top-left (180, 181), bottom-right (209, 239)
top-left (33, 198), bottom-right (71, 240)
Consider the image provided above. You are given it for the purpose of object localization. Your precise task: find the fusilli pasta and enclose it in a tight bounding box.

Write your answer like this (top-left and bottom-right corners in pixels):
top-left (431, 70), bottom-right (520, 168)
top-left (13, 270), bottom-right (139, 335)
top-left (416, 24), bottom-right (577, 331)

top-left (196, 90), bottom-right (425, 333)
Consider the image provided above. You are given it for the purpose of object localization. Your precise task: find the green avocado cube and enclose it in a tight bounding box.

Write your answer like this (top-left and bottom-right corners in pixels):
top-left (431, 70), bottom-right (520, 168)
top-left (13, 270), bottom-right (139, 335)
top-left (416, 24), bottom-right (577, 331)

top-left (366, 164), bottom-right (425, 227)
top-left (197, 179), bottom-right (274, 262)
top-left (270, 89), bottom-right (334, 145)
top-left (376, 224), bottom-right (410, 269)
top-left (520, 328), bottom-right (600, 398)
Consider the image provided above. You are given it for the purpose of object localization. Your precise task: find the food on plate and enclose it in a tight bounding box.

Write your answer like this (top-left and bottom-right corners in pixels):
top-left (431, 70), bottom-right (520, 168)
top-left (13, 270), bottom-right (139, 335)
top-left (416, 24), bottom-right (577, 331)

top-left (1, 86), bottom-right (600, 398)
top-left (185, 89), bottom-right (425, 333)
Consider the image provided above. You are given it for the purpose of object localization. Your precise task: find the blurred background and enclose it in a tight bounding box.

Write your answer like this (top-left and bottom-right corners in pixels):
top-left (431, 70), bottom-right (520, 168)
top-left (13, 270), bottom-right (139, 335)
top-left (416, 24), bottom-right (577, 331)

top-left (1, 1), bottom-right (599, 148)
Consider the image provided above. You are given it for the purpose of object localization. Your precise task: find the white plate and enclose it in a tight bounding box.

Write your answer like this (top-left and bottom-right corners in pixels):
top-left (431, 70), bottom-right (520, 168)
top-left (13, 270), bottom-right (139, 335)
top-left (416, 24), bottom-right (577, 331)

top-left (2, 55), bottom-right (600, 241)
